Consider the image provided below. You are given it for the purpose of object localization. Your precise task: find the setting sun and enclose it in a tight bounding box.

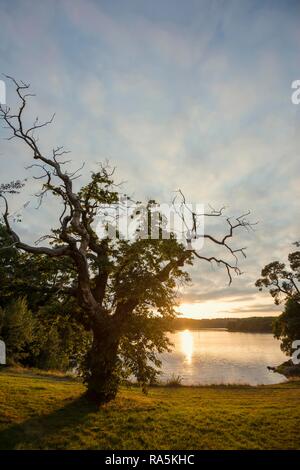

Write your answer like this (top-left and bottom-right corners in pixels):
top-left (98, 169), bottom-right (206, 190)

top-left (177, 297), bottom-right (280, 319)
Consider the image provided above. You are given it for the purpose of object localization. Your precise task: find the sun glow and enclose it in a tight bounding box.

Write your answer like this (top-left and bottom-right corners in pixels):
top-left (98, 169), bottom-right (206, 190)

top-left (178, 302), bottom-right (228, 319)
top-left (177, 298), bottom-right (280, 319)
top-left (180, 330), bottom-right (194, 364)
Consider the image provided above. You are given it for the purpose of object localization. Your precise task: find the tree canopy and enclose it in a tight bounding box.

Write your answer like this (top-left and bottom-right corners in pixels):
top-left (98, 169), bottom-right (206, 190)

top-left (256, 243), bottom-right (300, 357)
top-left (256, 244), bottom-right (300, 305)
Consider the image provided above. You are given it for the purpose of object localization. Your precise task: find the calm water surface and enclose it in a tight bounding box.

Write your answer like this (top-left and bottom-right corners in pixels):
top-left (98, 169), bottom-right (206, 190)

top-left (159, 329), bottom-right (287, 385)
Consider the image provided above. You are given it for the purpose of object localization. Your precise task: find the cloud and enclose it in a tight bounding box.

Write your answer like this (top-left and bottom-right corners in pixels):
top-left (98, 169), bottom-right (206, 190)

top-left (0, 0), bottom-right (299, 318)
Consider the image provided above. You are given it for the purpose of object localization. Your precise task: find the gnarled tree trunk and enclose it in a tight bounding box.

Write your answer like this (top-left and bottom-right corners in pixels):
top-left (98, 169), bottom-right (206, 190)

top-left (85, 322), bottom-right (121, 404)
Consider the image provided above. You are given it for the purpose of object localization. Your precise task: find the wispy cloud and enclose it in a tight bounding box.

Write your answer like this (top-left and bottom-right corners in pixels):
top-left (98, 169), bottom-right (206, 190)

top-left (0, 0), bottom-right (299, 317)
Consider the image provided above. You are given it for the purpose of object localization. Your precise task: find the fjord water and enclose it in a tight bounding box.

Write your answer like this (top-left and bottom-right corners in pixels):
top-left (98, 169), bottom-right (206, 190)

top-left (160, 329), bottom-right (288, 385)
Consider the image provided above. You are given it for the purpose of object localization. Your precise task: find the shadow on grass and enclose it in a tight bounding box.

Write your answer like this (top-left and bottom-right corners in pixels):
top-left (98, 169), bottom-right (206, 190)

top-left (0, 395), bottom-right (99, 450)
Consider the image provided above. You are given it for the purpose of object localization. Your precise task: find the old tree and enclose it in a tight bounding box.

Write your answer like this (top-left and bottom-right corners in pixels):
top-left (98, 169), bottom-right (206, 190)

top-left (256, 243), bottom-right (300, 356)
top-left (0, 78), bottom-right (253, 404)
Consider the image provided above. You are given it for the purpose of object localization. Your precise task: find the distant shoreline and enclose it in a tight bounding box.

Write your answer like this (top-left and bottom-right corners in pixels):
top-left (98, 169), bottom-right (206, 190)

top-left (171, 328), bottom-right (273, 334)
top-left (171, 316), bottom-right (276, 333)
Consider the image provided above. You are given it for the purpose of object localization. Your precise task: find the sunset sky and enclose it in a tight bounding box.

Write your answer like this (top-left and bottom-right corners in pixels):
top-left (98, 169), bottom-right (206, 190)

top-left (0, 0), bottom-right (299, 318)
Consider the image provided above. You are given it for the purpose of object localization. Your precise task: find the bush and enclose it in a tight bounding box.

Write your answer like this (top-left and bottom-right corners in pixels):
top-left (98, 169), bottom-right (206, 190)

top-left (0, 298), bottom-right (34, 364)
top-left (165, 374), bottom-right (183, 387)
top-left (0, 298), bottom-right (90, 371)
top-left (28, 315), bottom-right (91, 372)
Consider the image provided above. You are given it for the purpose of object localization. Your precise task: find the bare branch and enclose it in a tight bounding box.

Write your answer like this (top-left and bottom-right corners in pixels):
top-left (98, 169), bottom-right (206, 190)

top-left (193, 251), bottom-right (241, 285)
top-left (0, 192), bottom-right (70, 257)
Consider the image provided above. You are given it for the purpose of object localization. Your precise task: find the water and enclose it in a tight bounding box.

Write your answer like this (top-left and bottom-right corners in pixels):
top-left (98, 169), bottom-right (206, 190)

top-left (159, 329), bottom-right (288, 385)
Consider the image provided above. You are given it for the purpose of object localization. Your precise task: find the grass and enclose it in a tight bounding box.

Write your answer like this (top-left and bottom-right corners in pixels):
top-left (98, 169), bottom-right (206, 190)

top-left (0, 367), bottom-right (300, 450)
top-left (164, 374), bottom-right (183, 387)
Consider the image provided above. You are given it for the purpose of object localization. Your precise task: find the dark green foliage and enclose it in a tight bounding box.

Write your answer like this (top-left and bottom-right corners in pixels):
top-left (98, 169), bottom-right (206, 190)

top-left (227, 316), bottom-right (274, 333)
top-left (29, 312), bottom-right (90, 371)
top-left (0, 297), bottom-right (90, 370)
top-left (0, 224), bottom-right (74, 312)
top-left (256, 242), bottom-right (300, 357)
top-left (273, 299), bottom-right (300, 356)
top-left (0, 298), bottom-right (34, 364)
top-left (0, 225), bottom-right (90, 370)
top-left (256, 245), bottom-right (300, 305)
top-left (120, 315), bottom-right (174, 391)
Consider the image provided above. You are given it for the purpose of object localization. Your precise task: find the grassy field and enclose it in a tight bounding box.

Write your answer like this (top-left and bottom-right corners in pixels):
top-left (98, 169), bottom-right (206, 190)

top-left (0, 367), bottom-right (299, 450)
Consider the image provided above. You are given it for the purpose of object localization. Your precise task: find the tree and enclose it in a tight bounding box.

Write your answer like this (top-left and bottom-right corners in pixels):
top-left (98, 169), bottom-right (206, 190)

top-left (256, 243), bottom-right (300, 356)
top-left (255, 244), bottom-right (300, 305)
top-left (273, 299), bottom-right (300, 356)
top-left (28, 305), bottom-right (90, 371)
top-left (0, 224), bottom-right (75, 311)
top-left (0, 298), bottom-right (34, 364)
top-left (0, 223), bottom-right (91, 370)
top-left (0, 78), bottom-right (253, 404)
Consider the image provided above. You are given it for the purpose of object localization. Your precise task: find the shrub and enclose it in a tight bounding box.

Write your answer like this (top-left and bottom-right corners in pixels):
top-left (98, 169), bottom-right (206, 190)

top-left (165, 374), bottom-right (183, 387)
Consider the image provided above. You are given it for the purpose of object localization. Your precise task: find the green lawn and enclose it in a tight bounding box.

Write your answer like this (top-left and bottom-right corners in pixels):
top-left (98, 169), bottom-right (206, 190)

top-left (0, 368), bottom-right (299, 450)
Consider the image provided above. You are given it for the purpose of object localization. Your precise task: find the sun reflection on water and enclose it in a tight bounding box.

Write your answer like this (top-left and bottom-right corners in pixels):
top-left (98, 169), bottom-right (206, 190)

top-left (180, 329), bottom-right (193, 364)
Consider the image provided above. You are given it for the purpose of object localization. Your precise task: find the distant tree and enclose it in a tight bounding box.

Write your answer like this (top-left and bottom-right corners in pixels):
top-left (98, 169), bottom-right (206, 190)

top-left (0, 298), bottom-right (34, 364)
top-left (29, 312), bottom-right (90, 371)
top-left (255, 244), bottom-right (300, 305)
top-left (227, 316), bottom-right (274, 333)
top-left (0, 223), bottom-right (90, 370)
top-left (256, 243), bottom-right (300, 356)
top-left (273, 299), bottom-right (300, 355)
top-left (0, 78), bottom-right (253, 404)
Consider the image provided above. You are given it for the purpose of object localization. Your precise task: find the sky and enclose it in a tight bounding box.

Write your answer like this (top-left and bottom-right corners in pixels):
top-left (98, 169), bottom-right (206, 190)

top-left (0, 0), bottom-right (299, 318)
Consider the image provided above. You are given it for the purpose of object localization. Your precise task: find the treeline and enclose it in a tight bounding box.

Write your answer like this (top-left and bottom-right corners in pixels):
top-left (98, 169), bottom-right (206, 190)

top-left (171, 318), bottom-right (228, 330)
top-left (0, 298), bottom-right (89, 370)
top-left (227, 316), bottom-right (275, 333)
top-left (171, 316), bottom-right (275, 333)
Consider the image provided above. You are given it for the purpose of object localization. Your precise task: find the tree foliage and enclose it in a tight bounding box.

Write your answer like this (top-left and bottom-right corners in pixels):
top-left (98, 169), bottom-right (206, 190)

top-left (256, 243), bottom-right (300, 357)
top-left (255, 244), bottom-right (300, 305)
top-left (273, 299), bottom-right (300, 356)
top-left (0, 298), bottom-right (34, 364)
top-left (0, 225), bottom-right (90, 370)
